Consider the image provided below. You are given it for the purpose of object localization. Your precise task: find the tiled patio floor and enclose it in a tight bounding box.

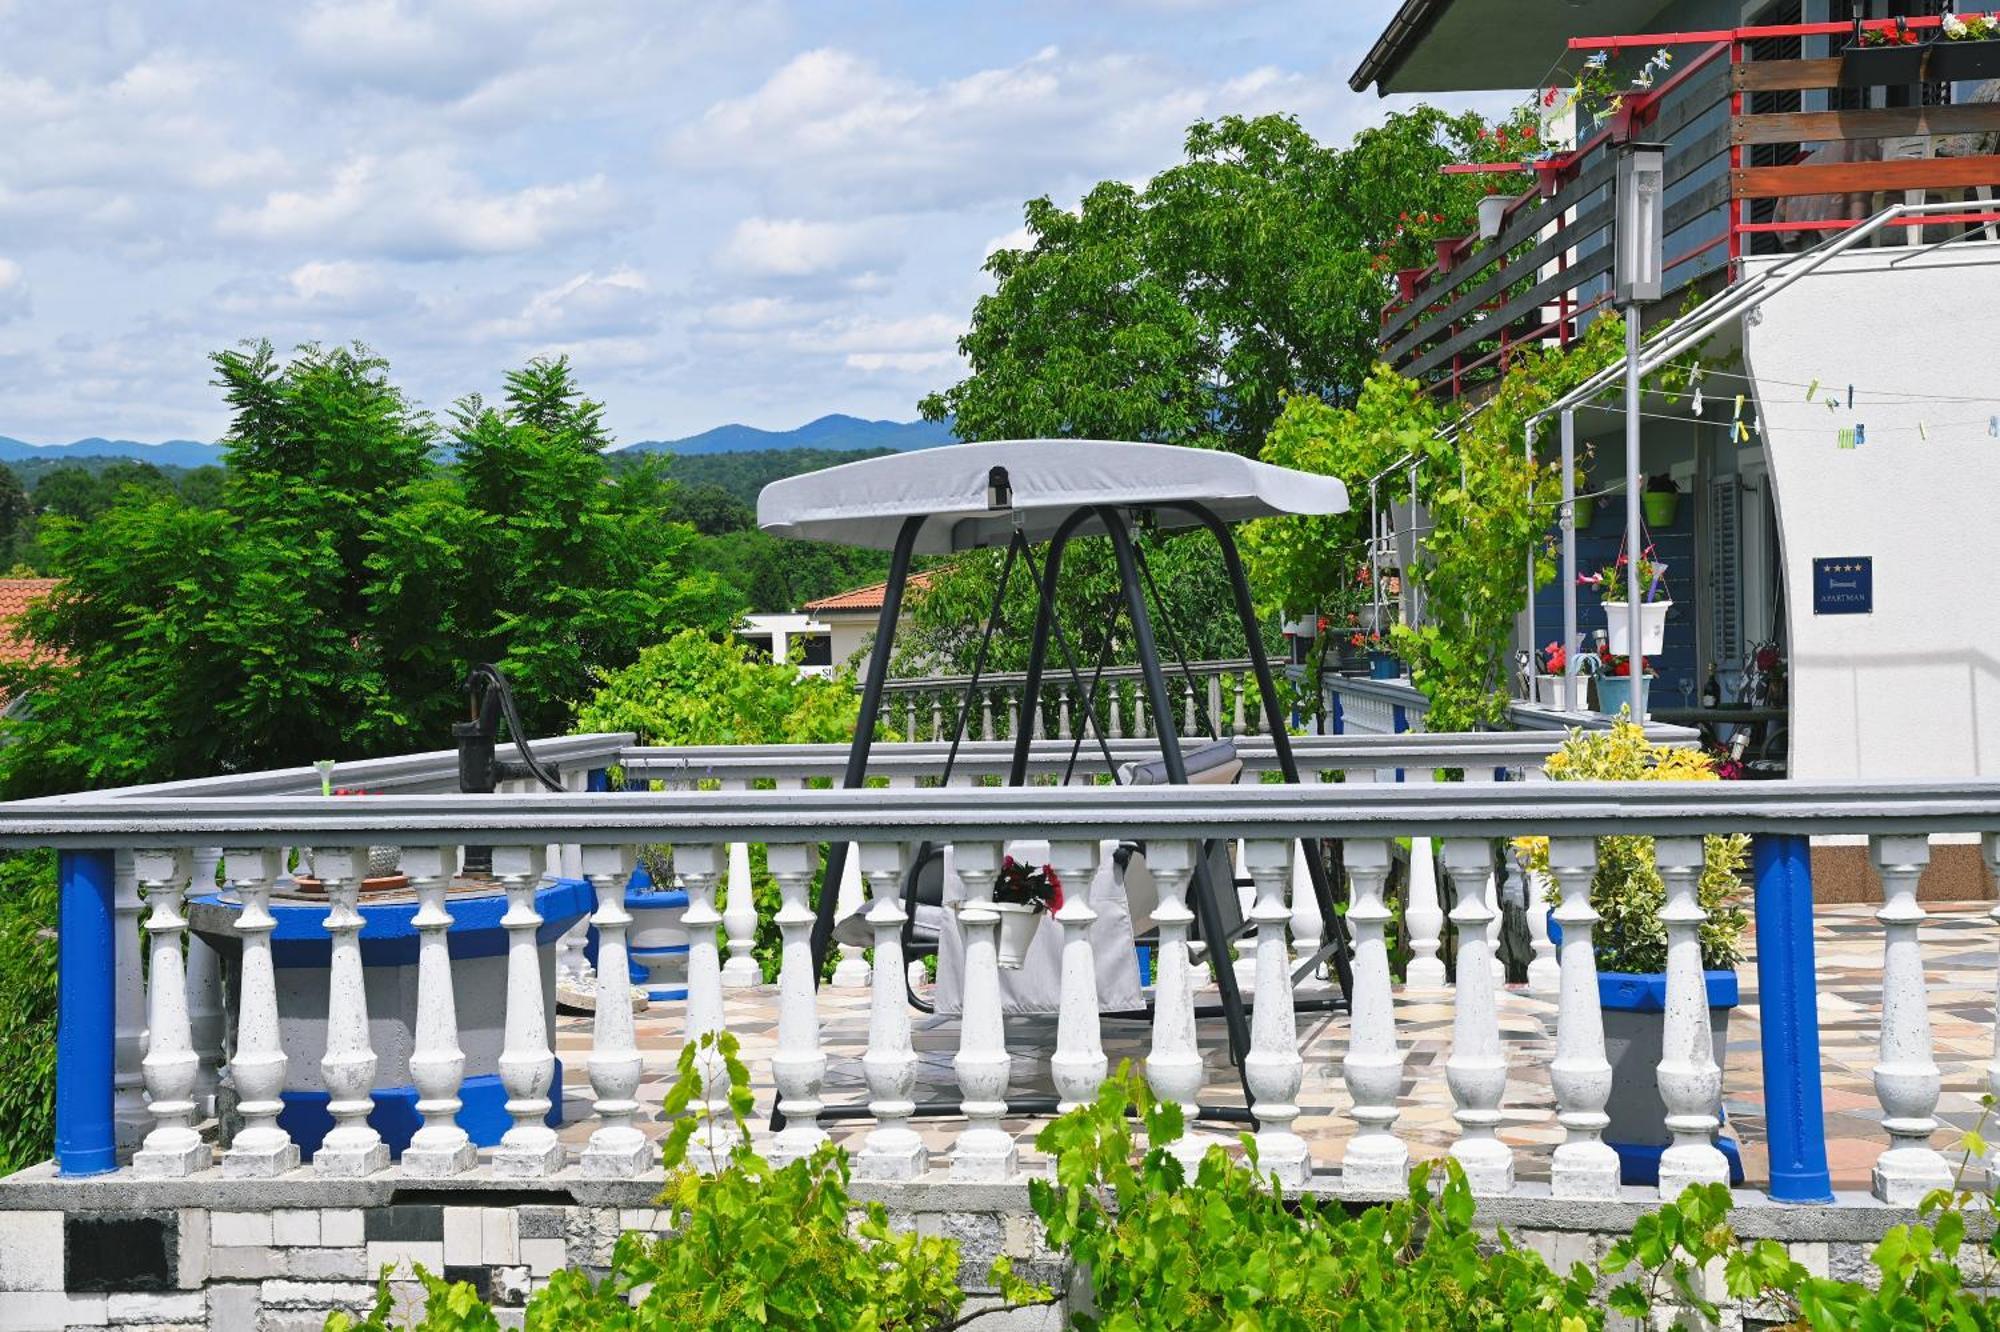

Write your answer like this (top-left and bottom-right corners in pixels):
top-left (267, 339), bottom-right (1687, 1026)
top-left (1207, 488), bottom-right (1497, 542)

top-left (553, 902), bottom-right (1999, 1191)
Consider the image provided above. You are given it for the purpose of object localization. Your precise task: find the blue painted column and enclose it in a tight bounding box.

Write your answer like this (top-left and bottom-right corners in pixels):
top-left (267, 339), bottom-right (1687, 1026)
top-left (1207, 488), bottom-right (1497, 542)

top-left (1752, 833), bottom-right (1834, 1203)
top-left (55, 849), bottom-right (118, 1176)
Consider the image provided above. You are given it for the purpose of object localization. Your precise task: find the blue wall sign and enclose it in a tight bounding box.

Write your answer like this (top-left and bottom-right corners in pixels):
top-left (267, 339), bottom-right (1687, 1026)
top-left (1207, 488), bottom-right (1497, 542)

top-left (1812, 556), bottom-right (1872, 615)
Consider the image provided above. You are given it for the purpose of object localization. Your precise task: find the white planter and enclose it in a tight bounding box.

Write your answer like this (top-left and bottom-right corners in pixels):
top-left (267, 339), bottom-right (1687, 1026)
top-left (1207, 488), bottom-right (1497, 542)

top-left (1477, 194), bottom-right (1510, 241)
top-left (1535, 674), bottom-right (1574, 710)
top-left (990, 901), bottom-right (1045, 970)
top-left (1601, 599), bottom-right (1670, 656)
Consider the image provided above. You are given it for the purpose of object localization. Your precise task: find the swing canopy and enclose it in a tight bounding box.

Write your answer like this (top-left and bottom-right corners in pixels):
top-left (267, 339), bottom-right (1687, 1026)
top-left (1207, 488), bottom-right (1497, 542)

top-left (756, 438), bottom-right (1349, 554)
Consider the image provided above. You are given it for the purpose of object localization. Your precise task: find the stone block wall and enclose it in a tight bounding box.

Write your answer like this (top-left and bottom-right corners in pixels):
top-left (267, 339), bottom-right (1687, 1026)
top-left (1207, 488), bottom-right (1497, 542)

top-left (0, 1172), bottom-right (1969, 1330)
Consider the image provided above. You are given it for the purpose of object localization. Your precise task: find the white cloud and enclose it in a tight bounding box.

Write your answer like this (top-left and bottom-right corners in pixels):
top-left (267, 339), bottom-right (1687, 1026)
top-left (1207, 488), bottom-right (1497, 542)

top-left (714, 217), bottom-right (900, 281)
top-left (0, 259), bottom-right (29, 323)
top-left (668, 45), bottom-right (1337, 213)
top-left (217, 152), bottom-right (620, 259)
top-left (474, 267), bottom-right (657, 342)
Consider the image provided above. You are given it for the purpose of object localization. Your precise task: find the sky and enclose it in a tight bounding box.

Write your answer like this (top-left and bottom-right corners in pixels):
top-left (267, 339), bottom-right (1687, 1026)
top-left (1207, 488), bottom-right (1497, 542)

top-left (0, 0), bottom-right (1507, 447)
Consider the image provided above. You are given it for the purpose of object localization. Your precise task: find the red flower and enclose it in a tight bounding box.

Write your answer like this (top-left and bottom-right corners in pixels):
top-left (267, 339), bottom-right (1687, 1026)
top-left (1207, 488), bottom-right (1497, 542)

top-left (1046, 866), bottom-right (1063, 912)
top-left (1543, 88), bottom-right (1559, 107)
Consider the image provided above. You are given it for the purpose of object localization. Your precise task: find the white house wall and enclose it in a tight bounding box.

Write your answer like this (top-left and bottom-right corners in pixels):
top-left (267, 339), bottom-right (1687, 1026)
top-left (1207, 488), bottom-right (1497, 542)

top-left (1743, 241), bottom-right (2000, 781)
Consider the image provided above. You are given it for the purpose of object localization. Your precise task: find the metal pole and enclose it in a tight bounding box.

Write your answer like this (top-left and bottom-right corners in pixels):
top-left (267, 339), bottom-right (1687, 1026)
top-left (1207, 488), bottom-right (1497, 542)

top-left (1560, 409), bottom-right (1580, 711)
top-left (1624, 308), bottom-right (1646, 718)
top-left (1524, 419), bottom-right (1538, 695)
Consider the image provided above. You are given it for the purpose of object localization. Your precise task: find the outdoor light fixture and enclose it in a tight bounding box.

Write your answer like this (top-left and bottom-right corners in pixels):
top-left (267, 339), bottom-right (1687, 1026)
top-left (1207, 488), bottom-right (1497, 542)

top-left (986, 464), bottom-right (1012, 510)
top-left (1615, 142), bottom-right (1667, 304)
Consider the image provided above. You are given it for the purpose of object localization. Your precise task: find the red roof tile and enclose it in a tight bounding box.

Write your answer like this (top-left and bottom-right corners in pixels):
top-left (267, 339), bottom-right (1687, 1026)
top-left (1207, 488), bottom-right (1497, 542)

top-left (0, 578), bottom-right (57, 667)
top-left (803, 569), bottom-right (937, 614)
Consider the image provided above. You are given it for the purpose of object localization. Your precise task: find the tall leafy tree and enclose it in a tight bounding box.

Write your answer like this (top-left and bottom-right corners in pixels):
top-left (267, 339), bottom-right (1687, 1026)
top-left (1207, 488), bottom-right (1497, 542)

top-left (0, 344), bottom-right (736, 794)
top-left (921, 109), bottom-right (1501, 455)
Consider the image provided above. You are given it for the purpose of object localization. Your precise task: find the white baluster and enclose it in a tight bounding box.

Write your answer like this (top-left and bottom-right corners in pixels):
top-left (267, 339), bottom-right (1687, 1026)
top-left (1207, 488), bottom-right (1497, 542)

top-left (1133, 687), bottom-right (1148, 739)
top-left (855, 843), bottom-right (926, 1179)
top-left (134, 849), bottom-right (207, 1177)
top-left (1231, 840), bottom-right (1258, 994)
top-left (950, 841), bottom-right (1017, 1179)
top-left (1336, 838), bottom-right (1405, 1194)
top-left (768, 843), bottom-right (827, 1163)
top-left (1207, 675), bottom-right (1223, 739)
top-left (1869, 835), bottom-right (1952, 1204)
top-left (1546, 838), bottom-right (1618, 1199)
top-left (580, 845), bottom-right (649, 1177)
top-left (1517, 846), bottom-right (1558, 994)
top-left (1440, 839), bottom-right (1512, 1194)
top-left (1289, 840), bottom-right (1328, 991)
top-left (222, 848), bottom-right (297, 1178)
top-left (493, 846), bottom-right (563, 1178)
top-left (720, 807), bottom-right (762, 989)
top-left (1403, 837), bottom-right (1446, 988)
top-left (1143, 840), bottom-right (1211, 1170)
top-left (675, 842), bottom-right (739, 1171)
top-left (1484, 868), bottom-right (1505, 982)
top-left (187, 847), bottom-right (225, 1119)
top-left (1232, 679), bottom-right (1246, 736)
top-left (931, 697), bottom-right (944, 742)
top-left (981, 691), bottom-right (995, 742)
top-left (1049, 840), bottom-right (1106, 1117)
top-left (831, 844), bottom-right (872, 989)
top-left (1009, 692), bottom-right (1023, 741)
top-left (312, 847), bottom-right (388, 1177)
top-left (1655, 837), bottom-right (1729, 1198)
top-left (113, 849), bottom-right (147, 1147)
top-left (1108, 687), bottom-right (1123, 740)
top-left (905, 697), bottom-right (917, 742)
top-left (1244, 840), bottom-right (1310, 1186)
top-left (402, 846), bottom-right (475, 1178)
top-left (1182, 682), bottom-right (1196, 736)
top-left (1058, 690), bottom-right (1072, 741)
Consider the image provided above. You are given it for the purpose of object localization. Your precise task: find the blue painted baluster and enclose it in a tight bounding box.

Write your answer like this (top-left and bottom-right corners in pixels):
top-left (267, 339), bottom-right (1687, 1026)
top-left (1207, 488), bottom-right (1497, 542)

top-left (56, 849), bottom-right (118, 1176)
top-left (1752, 833), bottom-right (1834, 1204)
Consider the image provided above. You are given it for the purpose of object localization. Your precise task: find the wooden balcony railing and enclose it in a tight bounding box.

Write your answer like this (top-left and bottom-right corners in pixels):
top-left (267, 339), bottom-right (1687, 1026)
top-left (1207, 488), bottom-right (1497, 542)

top-left (1383, 15), bottom-right (2000, 396)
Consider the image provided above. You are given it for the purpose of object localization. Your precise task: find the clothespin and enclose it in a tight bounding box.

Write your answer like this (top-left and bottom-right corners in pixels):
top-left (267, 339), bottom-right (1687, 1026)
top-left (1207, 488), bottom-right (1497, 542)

top-left (1919, 421), bottom-right (1929, 441)
top-left (1989, 415), bottom-right (1998, 438)
top-left (1733, 393), bottom-right (1744, 422)
top-left (1838, 426), bottom-right (1856, 450)
top-left (1687, 363), bottom-right (1703, 388)
top-left (1806, 377), bottom-right (1820, 402)
top-left (1734, 418), bottom-right (1749, 444)
top-left (1691, 387), bottom-right (1704, 417)
top-left (1826, 397), bottom-right (1838, 414)
top-left (1855, 424), bottom-right (1866, 446)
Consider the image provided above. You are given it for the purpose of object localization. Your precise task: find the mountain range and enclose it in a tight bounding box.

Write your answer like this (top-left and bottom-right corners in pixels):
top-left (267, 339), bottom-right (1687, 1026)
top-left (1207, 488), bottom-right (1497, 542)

top-left (0, 414), bottom-right (957, 466)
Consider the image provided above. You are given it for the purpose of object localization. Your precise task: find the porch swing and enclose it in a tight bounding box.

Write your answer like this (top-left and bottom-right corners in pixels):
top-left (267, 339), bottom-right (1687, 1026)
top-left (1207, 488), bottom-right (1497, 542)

top-left (756, 437), bottom-right (1357, 1125)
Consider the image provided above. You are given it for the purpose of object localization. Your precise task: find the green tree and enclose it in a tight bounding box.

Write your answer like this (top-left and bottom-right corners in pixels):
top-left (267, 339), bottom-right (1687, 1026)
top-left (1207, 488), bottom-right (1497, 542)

top-left (0, 466), bottom-right (31, 564)
top-left (662, 482), bottom-right (754, 536)
top-left (920, 109), bottom-right (1504, 455)
top-left (0, 345), bottom-right (739, 795)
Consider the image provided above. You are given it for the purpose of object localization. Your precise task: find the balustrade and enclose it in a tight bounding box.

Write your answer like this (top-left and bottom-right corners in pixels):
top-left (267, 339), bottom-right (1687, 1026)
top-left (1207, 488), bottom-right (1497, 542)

top-left (20, 742), bottom-right (2000, 1219)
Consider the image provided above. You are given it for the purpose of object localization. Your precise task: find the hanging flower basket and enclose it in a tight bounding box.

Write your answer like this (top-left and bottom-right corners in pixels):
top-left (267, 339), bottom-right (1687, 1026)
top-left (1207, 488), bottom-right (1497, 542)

top-left (1840, 23), bottom-right (1929, 88)
top-left (1601, 600), bottom-right (1671, 656)
top-left (1931, 36), bottom-right (2000, 81)
top-left (990, 901), bottom-right (1045, 970)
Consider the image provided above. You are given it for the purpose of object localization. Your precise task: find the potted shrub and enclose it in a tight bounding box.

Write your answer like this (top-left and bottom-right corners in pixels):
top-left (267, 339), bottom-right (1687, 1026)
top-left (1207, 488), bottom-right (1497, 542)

top-left (1933, 10), bottom-right (2000, 80)
top-left (1522, 721), bottom-right (1752, 1185)
top-left (1582, 546), bottom-right (1670, 658)
top-left (1840, 16), bottom-right (1928, 88)
top-left (984, 855), bottom-right (1060, 969)
top-left (1641, 472), bottom-right (1680, 528)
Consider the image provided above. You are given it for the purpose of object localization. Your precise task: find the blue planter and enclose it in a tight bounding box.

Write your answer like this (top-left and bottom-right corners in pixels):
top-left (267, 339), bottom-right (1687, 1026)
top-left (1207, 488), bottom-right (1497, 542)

top-left (1546, 912), bottom-right (1745, 1186)
top-left (1594, 673), bottom-right (1651, 718)
top-left (1368, 651), bottom-right (1401, 680)
top-left (191, 878), bottom-right (592, 1160)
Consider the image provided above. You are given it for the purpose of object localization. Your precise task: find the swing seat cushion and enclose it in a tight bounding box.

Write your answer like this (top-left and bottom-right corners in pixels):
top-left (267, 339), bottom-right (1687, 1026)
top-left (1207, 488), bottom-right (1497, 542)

top-left (1116, 739), bottom-right (1242, 787)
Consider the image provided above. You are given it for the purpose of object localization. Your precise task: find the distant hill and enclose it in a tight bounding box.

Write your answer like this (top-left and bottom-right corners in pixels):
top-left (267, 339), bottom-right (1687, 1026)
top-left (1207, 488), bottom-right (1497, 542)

top-left (0, 436), bottom-right (223, 468)
top-left (621, 414), bottom-right (955, 456)
top-left (647, 446), bottom-right (897, 507)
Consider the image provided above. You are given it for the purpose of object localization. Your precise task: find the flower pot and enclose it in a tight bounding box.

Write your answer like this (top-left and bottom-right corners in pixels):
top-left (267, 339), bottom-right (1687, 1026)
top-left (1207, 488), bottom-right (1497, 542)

top-left (1368, 650), bottom-right (1401, 680)
top-left (1641, 491), bottom-right (1680, 528)
top-left (1598, 970), bottom-right (1746, 1186)
top-left (1572, 495), bottom-right (1597, 530)
top-left (626, 861), bottom-right (692, 1001)
top-left (1839, 40), bottom-right (1929, 88)
top-left (1593, 671), bottom-right (1653, 718)
top-left (1535, 674), bottom-right (1576, 710)
top-left (1601, 599), bottom-right (1670, 656)
top-left (1931, 37), bottom-right (2000, 81)
top-left (989, 900), bottom-right (1044, 970)
top-left (1477, 194), bottom-right (1510, 242)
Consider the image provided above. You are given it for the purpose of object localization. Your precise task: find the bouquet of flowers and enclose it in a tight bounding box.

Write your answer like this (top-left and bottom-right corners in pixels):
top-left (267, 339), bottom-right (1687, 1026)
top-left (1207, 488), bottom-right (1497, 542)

top-left (994, 856), bottom-right (1062, 912)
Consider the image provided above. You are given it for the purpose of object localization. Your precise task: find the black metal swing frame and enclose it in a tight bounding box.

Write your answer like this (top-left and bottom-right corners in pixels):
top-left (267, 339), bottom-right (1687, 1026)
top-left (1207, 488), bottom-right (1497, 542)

top-left (780, 484), bottom-right (1356, 1132)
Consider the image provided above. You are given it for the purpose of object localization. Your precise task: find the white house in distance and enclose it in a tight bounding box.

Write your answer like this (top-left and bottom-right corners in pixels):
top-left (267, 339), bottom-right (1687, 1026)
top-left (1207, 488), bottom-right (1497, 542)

top-left (738, 569), bottom-right (937, 678)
